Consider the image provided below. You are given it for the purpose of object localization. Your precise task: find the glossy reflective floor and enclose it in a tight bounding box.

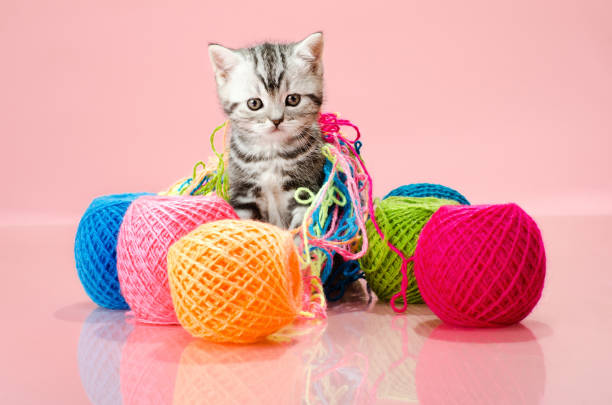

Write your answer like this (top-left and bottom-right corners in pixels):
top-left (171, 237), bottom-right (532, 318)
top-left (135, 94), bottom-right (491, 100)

top-left (1, 216), bottom-right (611, 404)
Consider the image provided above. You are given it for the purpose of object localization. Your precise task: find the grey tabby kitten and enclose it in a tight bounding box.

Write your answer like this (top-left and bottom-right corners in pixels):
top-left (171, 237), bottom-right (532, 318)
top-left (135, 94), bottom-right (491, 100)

top-left (208, 32), bottom-right (326, 229)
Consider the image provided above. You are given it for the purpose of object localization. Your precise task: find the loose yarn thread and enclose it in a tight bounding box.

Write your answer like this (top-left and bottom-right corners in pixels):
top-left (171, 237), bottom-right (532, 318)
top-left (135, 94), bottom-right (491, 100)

top-left (306, 114), bottom-right (425, 313)
top-left (294, 113), bottom-right (372, 312)
top-left (160, 122), bottom-right (229, 200)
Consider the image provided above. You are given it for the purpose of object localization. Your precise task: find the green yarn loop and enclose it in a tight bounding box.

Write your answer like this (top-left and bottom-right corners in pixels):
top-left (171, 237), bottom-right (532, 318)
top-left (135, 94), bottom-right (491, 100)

top-left (359, 196), bottom-right (459, 304)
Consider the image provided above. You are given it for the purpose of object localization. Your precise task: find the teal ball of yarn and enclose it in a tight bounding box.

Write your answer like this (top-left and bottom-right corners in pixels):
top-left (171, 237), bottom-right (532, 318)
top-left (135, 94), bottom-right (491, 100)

top-left (384, 183), bottom-right (470, 205)
top-left (74, 193), bottom-right (151, 309)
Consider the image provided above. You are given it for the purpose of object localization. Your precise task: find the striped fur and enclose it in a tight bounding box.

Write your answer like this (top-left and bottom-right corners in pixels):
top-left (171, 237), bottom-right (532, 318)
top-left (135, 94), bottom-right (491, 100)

top-left (209, 33), bottom-right (325, 229)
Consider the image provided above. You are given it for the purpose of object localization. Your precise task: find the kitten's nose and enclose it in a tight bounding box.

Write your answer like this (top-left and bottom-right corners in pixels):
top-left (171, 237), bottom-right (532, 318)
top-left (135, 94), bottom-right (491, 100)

top-left (271, 117), bottom-right (284, 127)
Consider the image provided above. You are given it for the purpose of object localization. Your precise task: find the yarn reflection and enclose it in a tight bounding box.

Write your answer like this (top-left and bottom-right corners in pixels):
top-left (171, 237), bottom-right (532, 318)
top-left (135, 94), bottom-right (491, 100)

top-left (119, 322), bottom-right (192, 405)
top-left (302, 305), bottom-right (545, 405)
top-left (301, 316), bottom-right (366, 404)
top-left (416, 322), bottom-right (546, 405)
top-left (304, 304), bottom-right (438, 404)
top-left (78, 305), bottom-right (545, 405)
top-left (77, 308), bottom-right (133, 405)
top-left (173, 339), bottom-right (301, 404)
top-left (77, 308), bottom-right (193, 405)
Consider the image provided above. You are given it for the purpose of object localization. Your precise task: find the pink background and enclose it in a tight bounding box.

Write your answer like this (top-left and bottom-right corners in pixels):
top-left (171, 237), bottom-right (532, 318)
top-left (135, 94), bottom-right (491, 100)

top-left (1, 0), bottom-right (611, 225)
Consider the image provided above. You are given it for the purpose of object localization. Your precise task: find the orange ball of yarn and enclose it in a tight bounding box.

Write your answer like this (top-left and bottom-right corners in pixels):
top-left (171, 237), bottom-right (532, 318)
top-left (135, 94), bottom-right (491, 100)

top-left (167, 219), bottom-right (303, 343)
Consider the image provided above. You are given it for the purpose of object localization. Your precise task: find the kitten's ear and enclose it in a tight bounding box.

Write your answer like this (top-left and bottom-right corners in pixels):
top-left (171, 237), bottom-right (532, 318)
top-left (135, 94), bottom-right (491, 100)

top-left (208, 44), bottom-right (241, 82)
top-left (294, 32), bottom-right (324, 64)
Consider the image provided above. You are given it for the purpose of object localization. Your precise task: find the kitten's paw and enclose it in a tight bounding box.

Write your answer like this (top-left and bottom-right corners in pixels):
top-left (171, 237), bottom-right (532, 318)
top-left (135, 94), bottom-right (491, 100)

top-left (230, 200), bottom-right (262, 222)
top-left (234, 209), bottom-right (256, 221)
top-left (289, 206), bottom-right (309, 230)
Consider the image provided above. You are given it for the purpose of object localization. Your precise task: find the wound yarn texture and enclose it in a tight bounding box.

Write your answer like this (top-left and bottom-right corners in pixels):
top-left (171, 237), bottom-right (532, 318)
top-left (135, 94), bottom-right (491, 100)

top-left (75, 193), bottom-right (151, 309)
top-left (414, 203), bottom-right (546, 327)
top-left (167, 219), bottom-right (303, 343)
top-left (359, 197), bottom-right (458, 303)
top-left (384, 183), bottom-right (470, 205)
top-left (116, 194), bottom-right (238, 325)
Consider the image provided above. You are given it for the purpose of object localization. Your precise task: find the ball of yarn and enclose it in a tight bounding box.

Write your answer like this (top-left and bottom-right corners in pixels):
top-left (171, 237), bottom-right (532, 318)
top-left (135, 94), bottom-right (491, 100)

top-left (359, 197), bottom-right (458, 304)
top-left (117, 194), bottom-right (238, 324)
top-left (75, 193), bottom-right (150, 309)
top-left (167, 219), bottom-right (303, 343)
top-left (384, 183), bottom-right (470, 205)
top-left (414, 203), bottom-right (546, 327)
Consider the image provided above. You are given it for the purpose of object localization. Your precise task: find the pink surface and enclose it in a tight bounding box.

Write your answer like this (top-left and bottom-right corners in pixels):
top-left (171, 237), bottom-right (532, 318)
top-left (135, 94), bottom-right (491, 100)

top-left (1, 216), bottom-right (612, 403)
top-left (1, 0), bottom-right (612, 225)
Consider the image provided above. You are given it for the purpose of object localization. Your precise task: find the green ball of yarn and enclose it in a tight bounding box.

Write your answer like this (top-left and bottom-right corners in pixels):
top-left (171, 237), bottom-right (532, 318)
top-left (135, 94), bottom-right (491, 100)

top-left (360, 197), bottom-right (458, 304)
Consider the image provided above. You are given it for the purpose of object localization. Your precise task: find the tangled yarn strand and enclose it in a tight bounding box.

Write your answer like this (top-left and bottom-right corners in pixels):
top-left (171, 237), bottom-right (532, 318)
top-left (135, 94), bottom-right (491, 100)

top-left (295, 113), bottom-right (374, 315)
top-left (160, 122), bottom-right (229, 199)
top-left (302, 145), bottom-right (369, 260)
top-left (319, 113), bottom-right (413, 313)
top-left (357, 151), bottom-right (412, 312)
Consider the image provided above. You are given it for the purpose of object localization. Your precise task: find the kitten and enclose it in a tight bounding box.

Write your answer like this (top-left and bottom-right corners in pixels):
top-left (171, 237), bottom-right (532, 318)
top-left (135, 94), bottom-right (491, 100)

top-left (208, 32), bottom-right (326, 229)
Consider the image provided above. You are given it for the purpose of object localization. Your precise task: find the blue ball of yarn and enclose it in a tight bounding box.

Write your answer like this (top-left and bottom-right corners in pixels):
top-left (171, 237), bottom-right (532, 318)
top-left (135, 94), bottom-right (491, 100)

top-left (75, 193), bottom-right (151, 309)
top-left (383, 183), bottom-right (470, 205)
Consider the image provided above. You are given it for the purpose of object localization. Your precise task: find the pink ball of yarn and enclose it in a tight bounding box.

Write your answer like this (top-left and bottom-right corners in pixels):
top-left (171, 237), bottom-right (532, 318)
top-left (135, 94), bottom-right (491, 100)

top-left (117, 194), bottom-right (238, 324)
top-left (414, 203), bottom-right (546, 327)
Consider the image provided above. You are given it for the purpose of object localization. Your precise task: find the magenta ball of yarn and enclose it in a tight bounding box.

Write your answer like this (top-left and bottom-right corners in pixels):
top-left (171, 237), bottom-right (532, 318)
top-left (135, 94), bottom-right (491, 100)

top-left (116, 194), bottom-right (239, 324)
top-left (414, 203), bottom-right (546, 327)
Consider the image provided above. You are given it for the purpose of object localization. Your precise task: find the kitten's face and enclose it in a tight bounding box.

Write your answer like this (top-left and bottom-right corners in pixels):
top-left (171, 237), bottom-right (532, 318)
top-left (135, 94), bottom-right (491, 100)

top-left (209, 33), bottom-right (323, 145)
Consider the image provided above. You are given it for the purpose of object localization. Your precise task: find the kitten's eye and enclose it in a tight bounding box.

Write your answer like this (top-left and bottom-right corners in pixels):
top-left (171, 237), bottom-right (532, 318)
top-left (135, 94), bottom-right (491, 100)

top-left (247, 98), bottom-right (263, 111)
top-left (285, 94), bottom-right (301, 107)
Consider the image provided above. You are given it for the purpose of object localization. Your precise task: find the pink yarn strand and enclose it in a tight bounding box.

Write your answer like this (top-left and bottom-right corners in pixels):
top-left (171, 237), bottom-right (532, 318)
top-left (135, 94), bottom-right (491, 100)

top-left (319, 113), bottom-right (412, 313)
